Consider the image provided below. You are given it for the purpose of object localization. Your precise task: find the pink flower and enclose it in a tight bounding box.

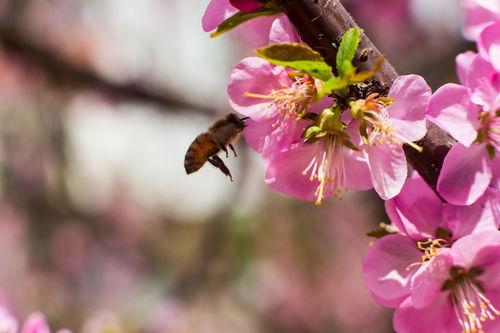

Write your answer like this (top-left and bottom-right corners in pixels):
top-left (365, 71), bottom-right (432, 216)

top-left (363, 172), bottom-right (500, 309)
top-left (21, 313), bottom-right (71, 333)
top-left (202, 0), bottom-right (277, 47)
top-left (394, 231), bottom-right (500, 333)
top-left (462, 0), bottom-right (500, 41)
top-left (426, 52), bottom-right (500, 205)
top-left (0, 306), bottom-right (18, 333)
top-left (478, 21), bottom-right (500, 72)
top-left (352, 75), bottom-right (431, 199)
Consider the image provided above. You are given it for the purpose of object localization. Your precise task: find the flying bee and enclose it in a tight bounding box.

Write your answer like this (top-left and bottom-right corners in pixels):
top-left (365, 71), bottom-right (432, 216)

top-left (184, 113), bottom-right (248, 181)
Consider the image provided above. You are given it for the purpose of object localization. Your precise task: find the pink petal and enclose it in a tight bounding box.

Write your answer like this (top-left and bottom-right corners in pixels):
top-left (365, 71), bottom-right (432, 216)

top-left (343, 148), bottom-right (373, 190)
top-left (444, 187), bottom-right (500, 239)
top-left (450, 230), bottom-right (500, 269)
top-left (393, 295), bottom-right (460, 333)
top-left (227, 57), bottom-right (289, 120)
top-left (455, 51), bottom-right (476, 86)
top-left (264, 143), bottom-right (325, 202)
top-left (387, 75), bottom-right (431, 142)
top-left (426, 83), bottom-right (479, 146)
top-left (202, 0), bottom-right (237, 32)
top-left (243, 116), bottom-right (308, 157)
top-left (365, 144), bottom-right (407, 200)
top-left (467, 54), bottom-right (500, 110)
top-left (268, 16), bottom-right (301, 44)
top-left (0, 306), bottom-right (18, 333)
top-left (235, 16), bottom-right (277, 48)
top-left (410, 251), bottom-right (453, 308)
top-left (385, 172), bottom-right (444, 240)
top-left (478, 22), bottom-right (500, 72)
top-left (362, 234), bottom-right (421, 308)
top-left (21, 313), bottom-right (50, 333)
top-left (229, 0), bottom-right (263, 11)
top-left (437, 143), bottom-right (492, 205)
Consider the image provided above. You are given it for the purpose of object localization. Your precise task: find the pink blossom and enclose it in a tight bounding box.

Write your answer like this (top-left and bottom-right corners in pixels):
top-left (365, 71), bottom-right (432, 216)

top-left (353, 75), bottom-right (431, 199)
top-left (394, 231), bottom-right (500, 333)
top-left (0, 306), bottom-right (18, 333)
top-left (20, 313), bottom-right (71, 333)
top-left (227, 18), bottom-right (321, 156)
top-left (426, 52), bottom-right (500, 205)
top-left (462, 0), bottom-right (500, 41)
top-left (363, 172), bottom-right (500, 310)
top-left (478, 21), bottom-right (500, 72)
top-left (202, 0), bottom-right (277, 47)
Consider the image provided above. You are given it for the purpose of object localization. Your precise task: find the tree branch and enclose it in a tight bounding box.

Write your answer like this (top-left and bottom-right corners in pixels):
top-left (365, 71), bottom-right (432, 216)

top-left (274, 0), bottom-right (455, 191)
top-left (0, 25), bottom-right (216, 115)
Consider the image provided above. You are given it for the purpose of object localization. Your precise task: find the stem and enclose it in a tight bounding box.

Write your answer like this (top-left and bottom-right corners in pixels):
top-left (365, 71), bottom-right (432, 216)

top-left (274, 0), bottom-right (455, 192)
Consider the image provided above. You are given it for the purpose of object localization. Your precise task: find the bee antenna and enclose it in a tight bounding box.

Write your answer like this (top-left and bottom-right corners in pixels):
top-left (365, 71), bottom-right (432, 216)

top-left (240, 117), bottom-right (249, 121)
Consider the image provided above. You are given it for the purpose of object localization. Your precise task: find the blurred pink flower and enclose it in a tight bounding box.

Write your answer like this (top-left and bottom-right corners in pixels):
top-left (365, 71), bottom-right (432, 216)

top-left (462, 0), bottom-right (500, 40)
top-left (0, 306), bottom-right (18, 333)
top-left (20, 313), bottom-right (71, 333)
top-left (478, 21), bottom-right (500, 71)
top-left (394, 231), bottom-right (500, 333)
top-left (426, 52), bottom-right (500, 205)
top-left (363, 172), bottom-right (500, 309)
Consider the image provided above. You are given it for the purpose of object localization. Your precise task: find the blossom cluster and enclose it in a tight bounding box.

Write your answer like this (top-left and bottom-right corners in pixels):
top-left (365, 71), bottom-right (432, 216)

top-left (202, 0), bottom-right (500, 332)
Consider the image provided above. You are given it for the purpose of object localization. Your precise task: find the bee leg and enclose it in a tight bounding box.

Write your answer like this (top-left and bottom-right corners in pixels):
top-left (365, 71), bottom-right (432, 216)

top-left (229, 144), bottom-right (237, 157)
top-left (219, 144), bottom-right (229, 158)
top-left (208, 155), bottom-right (233, 181)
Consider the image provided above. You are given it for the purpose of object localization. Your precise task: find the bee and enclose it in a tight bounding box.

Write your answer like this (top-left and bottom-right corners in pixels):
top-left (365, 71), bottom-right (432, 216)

top-left (184, 113), bottom-right (247, 181)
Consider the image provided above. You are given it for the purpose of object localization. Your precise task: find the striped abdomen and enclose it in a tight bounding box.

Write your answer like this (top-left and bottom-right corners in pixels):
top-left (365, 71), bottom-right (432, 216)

top-left (184, 133), bottom-right (219, 174)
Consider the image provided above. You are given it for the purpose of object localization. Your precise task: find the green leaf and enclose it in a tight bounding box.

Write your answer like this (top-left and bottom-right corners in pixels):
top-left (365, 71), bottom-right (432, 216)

top-left (210, 6), bottom-right (280, 38)
top-left (255, 43), bottom-right (333, 81)
top-left (322, 77), bottom-right (349, 95)
top-left (336, 28), bottom-right (361, 76)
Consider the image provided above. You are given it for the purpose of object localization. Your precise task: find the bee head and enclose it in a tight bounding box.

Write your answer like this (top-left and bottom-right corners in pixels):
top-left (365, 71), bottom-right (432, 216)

top-left (226, 113), bottom-right (247, 129)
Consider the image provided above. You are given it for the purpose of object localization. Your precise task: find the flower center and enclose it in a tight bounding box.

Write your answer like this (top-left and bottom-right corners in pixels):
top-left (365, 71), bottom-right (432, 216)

top-left (301, 135), bottom-right (347, 205)
top-left (477, 110), bottom-right (500, 155)
top-left (443, 267), bottom-right (500, 333)
top-left (245, 76), bottom-right (315, 128)
top-left (406, 238), bottom-right (449, 271)
top-left (351, 94), bottom-right (423, 152)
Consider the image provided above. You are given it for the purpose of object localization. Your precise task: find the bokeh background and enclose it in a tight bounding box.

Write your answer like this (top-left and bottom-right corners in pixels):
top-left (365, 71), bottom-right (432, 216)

top-left (0, 0), bottom-right (473, 332)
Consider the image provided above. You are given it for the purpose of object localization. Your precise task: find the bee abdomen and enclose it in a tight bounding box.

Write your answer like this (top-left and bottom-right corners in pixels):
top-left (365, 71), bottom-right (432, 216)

top-left (184, 152), bottom-right (206, 174)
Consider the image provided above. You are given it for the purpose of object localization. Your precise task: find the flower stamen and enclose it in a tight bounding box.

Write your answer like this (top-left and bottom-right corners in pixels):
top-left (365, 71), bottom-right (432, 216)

top-left (406, 238), bottom-right (449, 271)
top-left (244, 76), bottom-right (315, 128)
top-left (301, 135), bottom-right (347, 205)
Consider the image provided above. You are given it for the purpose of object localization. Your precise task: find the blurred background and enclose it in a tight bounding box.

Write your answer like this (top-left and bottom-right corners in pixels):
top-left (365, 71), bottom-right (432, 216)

top-left (0, 0), bottom-right (472, 332)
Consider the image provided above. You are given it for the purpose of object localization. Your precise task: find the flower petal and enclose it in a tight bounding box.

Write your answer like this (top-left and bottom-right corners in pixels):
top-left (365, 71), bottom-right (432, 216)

top-left (387, 75), bottom-right (431, 142)
top-left (462, 0), bottom-right (499, 40)
top-left (478, 22), bottom-right (500, 72)
top-left (410, 251), bottom-right (453, 308)
top-left (362, 234), bottom-right (421, 308)
top-left (264, 143), bottom-right (324, 202)
top-left (21, 313), bottom-right (50, 333)
top-left (467, 54), bottom-right (500, 110)
top-left (393, 294), bottom-right (460, 333)
top-left (445, 187), bottom-right (500, 239)
top-left (229, 0), bottom-right (263, 12)
top-left (450, 230), bottom-right (500, 269)
top-left (426, 83), bottom-right (479, 146)
top-left (202, 0), bottom-right (237, 32)
top-left (385, 172), bottom-right (444, 240)
top-left (227, 57), bottom-right (289, 120)
top-left (437, 143), bottom-right (492, 205)
top-left (365, 144), bottom-right (407, 200)
top-left (268, 16), bottom-right (301, 44)
top-left (455, 51), bottom-right (476, 86)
